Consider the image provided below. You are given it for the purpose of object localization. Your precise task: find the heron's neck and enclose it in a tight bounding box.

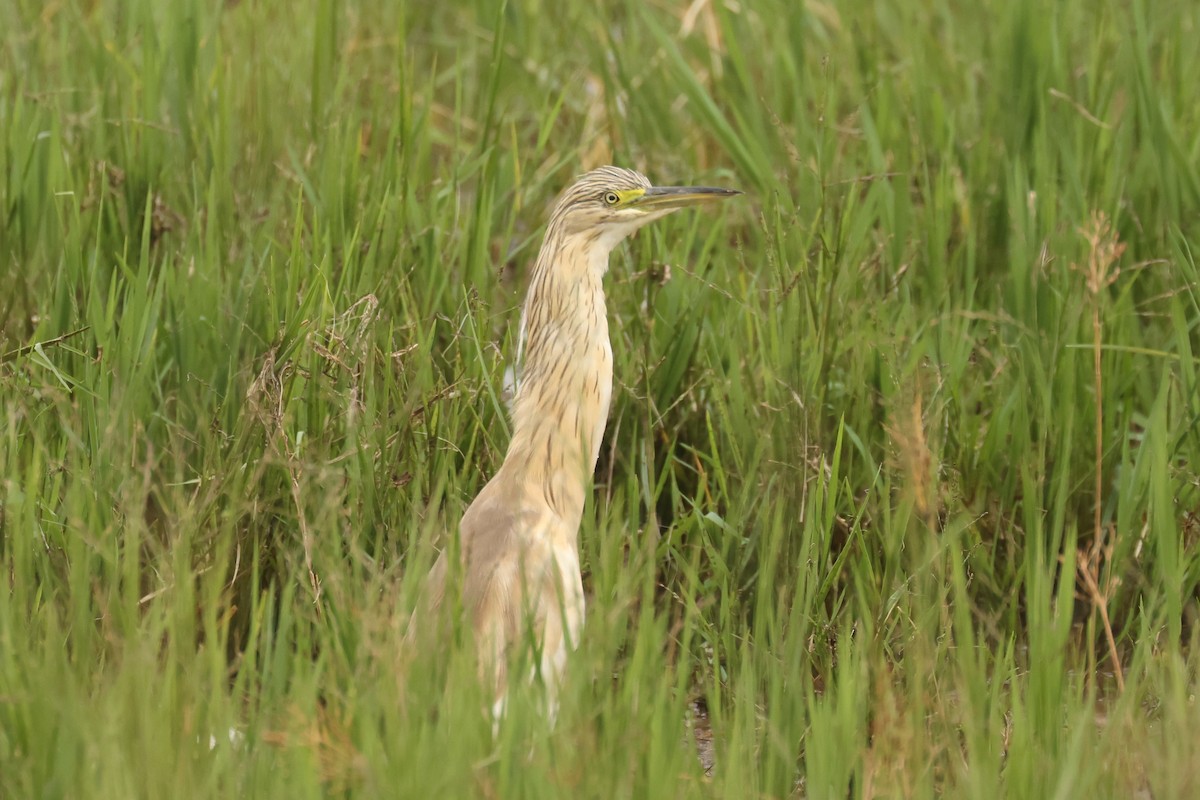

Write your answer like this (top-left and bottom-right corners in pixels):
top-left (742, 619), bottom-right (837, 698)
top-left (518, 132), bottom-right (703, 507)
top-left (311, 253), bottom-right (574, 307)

top-left (500, 232), bottom-right (615, 523)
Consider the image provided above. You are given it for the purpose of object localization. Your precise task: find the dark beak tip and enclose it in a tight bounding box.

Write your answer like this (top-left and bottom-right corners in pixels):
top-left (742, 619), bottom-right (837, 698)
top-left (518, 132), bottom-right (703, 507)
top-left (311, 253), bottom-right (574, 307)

top-left (646, 185), bottom-right (743, 196)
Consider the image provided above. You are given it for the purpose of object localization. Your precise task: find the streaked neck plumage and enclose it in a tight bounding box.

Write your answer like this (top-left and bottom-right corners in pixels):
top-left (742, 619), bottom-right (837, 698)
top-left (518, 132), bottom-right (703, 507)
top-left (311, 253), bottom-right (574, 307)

top-left (501, 218), bottom-right (617, 528)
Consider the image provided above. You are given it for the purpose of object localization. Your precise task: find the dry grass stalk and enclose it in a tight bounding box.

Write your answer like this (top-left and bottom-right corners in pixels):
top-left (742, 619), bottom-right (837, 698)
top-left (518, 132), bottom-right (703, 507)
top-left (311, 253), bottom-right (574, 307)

top-left (1072, 210), bottom-right (1127, 690)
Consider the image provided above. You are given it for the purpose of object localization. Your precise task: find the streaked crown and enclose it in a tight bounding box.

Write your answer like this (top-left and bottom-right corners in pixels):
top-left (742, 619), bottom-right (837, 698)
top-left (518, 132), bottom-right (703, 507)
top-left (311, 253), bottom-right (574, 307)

top-left (548, 165), bottom-right (739, 240)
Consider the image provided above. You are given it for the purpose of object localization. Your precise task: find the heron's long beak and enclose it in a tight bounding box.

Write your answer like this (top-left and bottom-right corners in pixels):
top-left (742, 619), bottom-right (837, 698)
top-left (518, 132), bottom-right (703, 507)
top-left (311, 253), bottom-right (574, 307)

top-left (632, 185), bottom-right (741, 211)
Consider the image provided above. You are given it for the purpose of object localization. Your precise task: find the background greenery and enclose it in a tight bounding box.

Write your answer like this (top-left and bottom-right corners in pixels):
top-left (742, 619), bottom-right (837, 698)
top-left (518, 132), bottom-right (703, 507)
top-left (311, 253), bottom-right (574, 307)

top-left (2, 0), bottom-right (1199, 796)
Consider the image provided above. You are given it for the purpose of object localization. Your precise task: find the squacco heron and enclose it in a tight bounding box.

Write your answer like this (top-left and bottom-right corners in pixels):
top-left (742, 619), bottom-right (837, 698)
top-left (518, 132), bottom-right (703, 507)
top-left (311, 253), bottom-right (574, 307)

top-left (419, 165), bottom-right (739, 721)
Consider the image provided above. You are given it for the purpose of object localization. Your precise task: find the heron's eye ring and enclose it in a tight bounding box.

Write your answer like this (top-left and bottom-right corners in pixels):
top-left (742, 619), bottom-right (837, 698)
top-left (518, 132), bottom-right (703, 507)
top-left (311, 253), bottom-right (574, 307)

top-left (603, 191), bottom-right (620, 206)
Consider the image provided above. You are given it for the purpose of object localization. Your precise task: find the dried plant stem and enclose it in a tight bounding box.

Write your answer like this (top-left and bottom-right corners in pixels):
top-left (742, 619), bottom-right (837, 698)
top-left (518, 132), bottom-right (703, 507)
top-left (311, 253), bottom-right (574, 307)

top-left (1077, 537), bottom-right (1124, 691)
top-left (1075, 211), bottom-right (1127, 691)
top-left (1092, 290), bottom-right (1104, 562)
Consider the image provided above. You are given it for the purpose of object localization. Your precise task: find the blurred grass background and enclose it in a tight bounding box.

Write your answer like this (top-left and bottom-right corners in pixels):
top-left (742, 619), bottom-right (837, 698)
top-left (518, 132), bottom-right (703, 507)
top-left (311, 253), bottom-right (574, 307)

top-left (2, 0), bottom-right (1199, 796)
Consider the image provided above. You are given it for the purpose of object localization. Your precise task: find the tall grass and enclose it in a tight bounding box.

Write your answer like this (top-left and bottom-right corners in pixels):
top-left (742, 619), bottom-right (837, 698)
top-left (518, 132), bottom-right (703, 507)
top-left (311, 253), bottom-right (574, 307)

top-left (2, 0), bottom-right (1199, 796)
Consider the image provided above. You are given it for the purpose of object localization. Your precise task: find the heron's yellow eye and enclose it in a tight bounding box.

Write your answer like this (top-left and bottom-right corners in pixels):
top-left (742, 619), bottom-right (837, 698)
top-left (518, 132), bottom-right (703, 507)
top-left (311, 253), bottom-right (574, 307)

top-left (602, 191), bottom-right (620, 206)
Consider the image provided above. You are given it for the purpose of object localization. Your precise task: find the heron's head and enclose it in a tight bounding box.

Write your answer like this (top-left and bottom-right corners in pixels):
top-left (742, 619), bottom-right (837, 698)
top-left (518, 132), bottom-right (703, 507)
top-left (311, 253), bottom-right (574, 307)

top-left (551, 166), bottom-right (739, 247)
